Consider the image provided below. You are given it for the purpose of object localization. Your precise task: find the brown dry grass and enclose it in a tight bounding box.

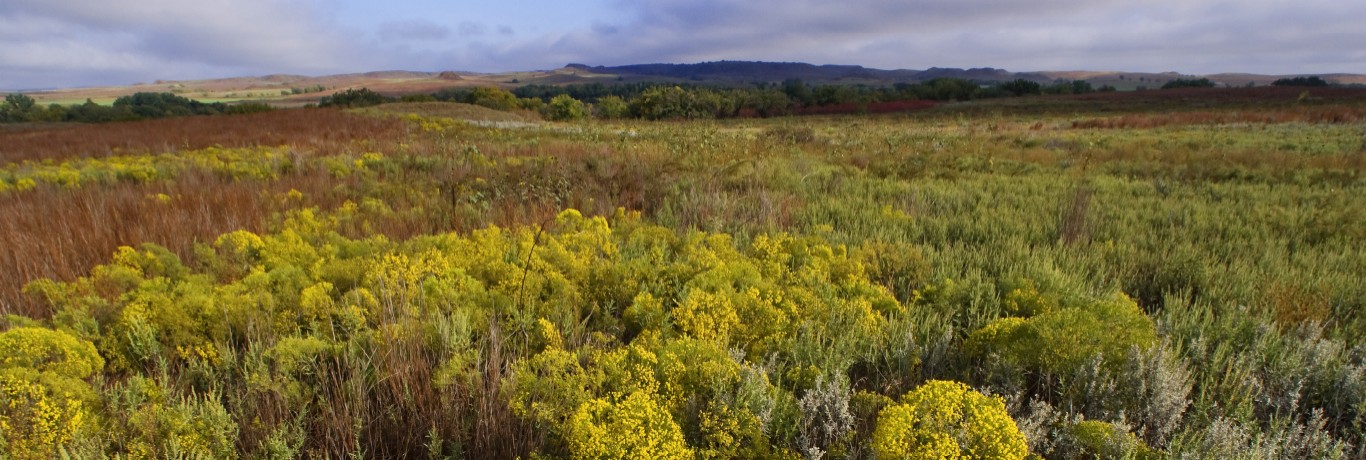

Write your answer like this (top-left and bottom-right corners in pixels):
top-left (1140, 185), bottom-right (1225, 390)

top-left (0, 172), bottom-right (348, 317)
top-left (362, 102), bottom-right (540, 123)
top-left (0, 108), bottom-right (405, 163)
top-left (1070, 105), bottom-right (1366, 129)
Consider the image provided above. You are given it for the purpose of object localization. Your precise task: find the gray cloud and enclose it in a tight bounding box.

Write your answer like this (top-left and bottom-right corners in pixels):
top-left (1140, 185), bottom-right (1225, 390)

top-left (3, 0), bottom-right (1364, 90)
top-left (378, 20), bottom-right (453, 41)
top-left (489, 0), bottom-right (1366, 75)
top-left (0, 0), bottom-right (379, 88)
top-left (457, 22), bottom-right (488, 37)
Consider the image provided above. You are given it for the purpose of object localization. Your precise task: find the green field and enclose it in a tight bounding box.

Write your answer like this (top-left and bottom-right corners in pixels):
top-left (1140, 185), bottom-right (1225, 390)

top-left (1, 90), bottom-right (1364, 458)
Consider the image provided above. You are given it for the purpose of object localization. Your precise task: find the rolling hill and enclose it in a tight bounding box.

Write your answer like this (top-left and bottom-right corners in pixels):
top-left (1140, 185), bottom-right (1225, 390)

top-left (15, 61), bottom-right (1366, 106)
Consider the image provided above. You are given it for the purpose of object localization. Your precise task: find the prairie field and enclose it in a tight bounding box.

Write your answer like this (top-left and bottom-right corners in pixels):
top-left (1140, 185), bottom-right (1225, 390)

top-left (1, 88), bottom-right (1365, 458)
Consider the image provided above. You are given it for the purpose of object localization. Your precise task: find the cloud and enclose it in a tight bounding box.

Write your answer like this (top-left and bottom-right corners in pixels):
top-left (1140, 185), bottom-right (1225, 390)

top-left (457, 22), bottom-right (488, 37)
top-left (378, 20), bottom-right (452, 41)
top-left (3, 0), bottom-right (1365, 89)
top-left (0, 0), bottom-right (377, 88)
top-left (482, 0), bottom-right (1366, 75)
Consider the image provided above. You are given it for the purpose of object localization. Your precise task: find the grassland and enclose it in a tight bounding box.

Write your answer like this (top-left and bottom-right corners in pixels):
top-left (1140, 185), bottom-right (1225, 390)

top-left (1, 89), bottom-right (1364, 458)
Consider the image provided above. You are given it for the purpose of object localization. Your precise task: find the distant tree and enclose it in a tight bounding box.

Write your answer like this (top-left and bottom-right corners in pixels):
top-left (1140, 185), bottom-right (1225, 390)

top-left (1160, 78), bottom-right (1216, 89)
top-left (1040, 80), bottom-right (1095, 95)
top-left (318, 88), bottom-right (390, 108)
top-left (744, 88), bottom-right (792, 117)
top-left (1272, 76), bottom-right (1330, 87)
top-left (1000, 79), bottom-right (1043, 96)
top-left (918, 78), bottom-right (980, 101)
top-left (3, 93), bottom-right (36, 112)
top-left (782, 79), bottom-right (815, 107)
top-left (64, 99), bottom-right (126, 123)
top-left (1, 93), bottom-right (39, 122)
top-left (112, 92), bottom-right (227, 118)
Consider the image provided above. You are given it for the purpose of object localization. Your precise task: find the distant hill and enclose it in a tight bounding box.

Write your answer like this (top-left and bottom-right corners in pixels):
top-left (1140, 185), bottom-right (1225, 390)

top-left (566, 61), bottom-right (919, 83)
top-left (16, 60), bottom-right (1366, 106)
top-left (565, 61), bottom-right (1046, 84)
top-left (568, 61), bottom-right (1366, 90)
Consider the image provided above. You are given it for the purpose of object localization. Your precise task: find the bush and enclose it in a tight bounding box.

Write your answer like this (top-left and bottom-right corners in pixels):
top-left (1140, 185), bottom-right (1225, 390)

top-left (1060, 420), bottom-right (1158, 459)
top-left (545, 94), bottom-right (588, 121)
top-left (319, 88), bottom-right (391, 108)
top-left (0, 327), bottom-right (104, 379)
top-left (0, 327), bottom-right (104, 459)
top-left (872, 380), bottom-right (1028, 460)
top-left (565, 390), bottom-right (693, 459)
top-left (966, 292), bottom-right (1156, 375)
top-left (0, 368), bottom-right (97, 459)
top-left (594, 95), bottom-right (630, 119)
top-left (469, 87), bottom-right (520, 111)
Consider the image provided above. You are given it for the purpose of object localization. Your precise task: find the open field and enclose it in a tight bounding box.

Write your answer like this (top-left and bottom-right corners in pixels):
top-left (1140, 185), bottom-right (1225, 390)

top-left (1, 89), bottom-right (1364, 458)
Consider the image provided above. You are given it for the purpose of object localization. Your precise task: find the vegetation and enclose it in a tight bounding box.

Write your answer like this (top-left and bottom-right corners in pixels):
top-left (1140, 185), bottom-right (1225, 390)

top-left (319, 88), bottom-right (393, 108)
top-left (1, 84), bottom-right (1365, 458)
top-left (1160, 78), bottom-right (1217, 89)
top-left (1, 92), bottom-right (270, 124)
top-left (1273, 76), bottom-right (1331, 87)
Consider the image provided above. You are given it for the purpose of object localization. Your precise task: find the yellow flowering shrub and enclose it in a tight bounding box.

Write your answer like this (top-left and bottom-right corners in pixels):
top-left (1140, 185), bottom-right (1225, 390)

top-left (673, 289), bottom-right (741, 344)
top-left (0, 327), bottom-right (104, 379)
top-left (509, 346), bottom-right (596, 428)
top-left (0, 368), bottom-right (94, 459)
top-left (0, 327), bottom-right (103, 459)
top-left (872, 380), bottom-right (1028, 460)
top-left (565, 390), bottom-right (692, 460)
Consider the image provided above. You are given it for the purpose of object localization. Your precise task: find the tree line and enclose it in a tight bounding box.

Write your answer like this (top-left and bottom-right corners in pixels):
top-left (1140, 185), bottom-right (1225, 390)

top-left (0, 92), bottom-right (271, 124)
top-left (14, 73), bottom-right (1338, 125)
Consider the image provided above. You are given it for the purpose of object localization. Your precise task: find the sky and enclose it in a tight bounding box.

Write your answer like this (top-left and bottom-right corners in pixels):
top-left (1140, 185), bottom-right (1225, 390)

top-left (2, 0), bottom-right (1365, 90)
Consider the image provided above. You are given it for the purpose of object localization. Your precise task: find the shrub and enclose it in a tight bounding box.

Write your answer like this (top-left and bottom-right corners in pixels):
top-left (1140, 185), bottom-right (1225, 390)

top-left (594, 95), bottom-right (631, 119)
top-left (0, 327), bottom-right (104, 459)
top-left (1061, 420), bottom-right (1158, 459)
top-left (545, 94), bottom-right (588, 121)
top-left (0, 368), bottom-right (98, 459)
top-left (565, 390), bottom-right (692, 460)
top-left (0, 327), bottom-right (104, 379)
top-left (966, 292), bottom-right (1156, 375)
top-left (872, 380), bottom-right (1028, 460)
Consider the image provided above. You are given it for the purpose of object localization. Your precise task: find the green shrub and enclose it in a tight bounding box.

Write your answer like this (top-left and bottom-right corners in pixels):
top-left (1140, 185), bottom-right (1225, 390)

top-left (1062, 420), bottom-right (1158, 459)
top-left (967, 292), bottom-right (1156, 375)
top-left (545, 94), bottom-right (588, 121)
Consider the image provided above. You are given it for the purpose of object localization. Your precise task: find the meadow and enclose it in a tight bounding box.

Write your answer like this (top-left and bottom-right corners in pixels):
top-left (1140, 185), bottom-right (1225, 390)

top-left (1, 87), bottom-right (1364, 459)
